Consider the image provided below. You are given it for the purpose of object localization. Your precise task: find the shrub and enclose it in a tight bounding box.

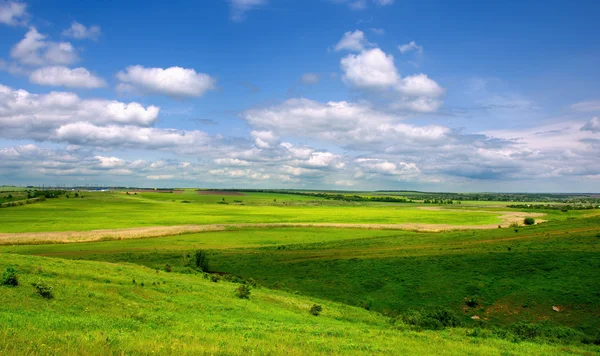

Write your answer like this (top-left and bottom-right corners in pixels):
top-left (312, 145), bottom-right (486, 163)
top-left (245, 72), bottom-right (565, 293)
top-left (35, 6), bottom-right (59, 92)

top-left (236, 284), bottom-right (251, 299)
top-left (210, 275), bottom-right (220, 283)
top-left (32, 281), bottom-right (54, 299)
top-left (523, 217), bottom-right (535, 225)
top-left (309, 304), bottom-right (322, 316)
top-left (465, 297), bottom-right (479, 308)
top-left (400, 308), bottom-right (463, 330)
top-left (1, 266), bottom-right (19, 286)
top-left (194, 250), bottom-right (209, 271)
top-left (164, 264), bottom-right (172, 272)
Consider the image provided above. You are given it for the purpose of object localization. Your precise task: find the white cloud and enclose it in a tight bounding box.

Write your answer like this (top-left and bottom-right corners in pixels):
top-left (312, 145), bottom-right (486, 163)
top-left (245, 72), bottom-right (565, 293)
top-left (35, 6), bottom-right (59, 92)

top-left (147, 175), bottom-right (174, 180)
top-left (0, 1), bottom-right (28, 26)
top-left (29, 66), bottom-right (106, 88)
top-left (214, 158), bottom-right (251, 166)
top-left (10, 27), bottom-right (78, 66)
top-left (398, 41), bottom-right (423, 54)
top-left (53, 123), bottom-right (210, 149)
top-left (396, 73), bottom-right (444, 97)
top-left (334, 30), bottom-right (372, 52)
top-left (581, 117), bottom-right (600, 133)
top-left (341, 48), bottom-right (399, 89)
top-left (62, 21), bottom-right (101, 40)
top-left (332, 0), bottom-right (394, 10)
top-left (301, 73), bottom-right (319, 84)
top-left (339, 45), bottom-right (444, 111)
top-left (370, 28), bottom-right (385, 35)
top-left (0, 84), bottom-right (159, 139)
top-left (117, 65), bottom-right (216, 98)
top-left (571, 100), bottom-right (600, 112)
top-left (228, 0), bottom-right (268, 22)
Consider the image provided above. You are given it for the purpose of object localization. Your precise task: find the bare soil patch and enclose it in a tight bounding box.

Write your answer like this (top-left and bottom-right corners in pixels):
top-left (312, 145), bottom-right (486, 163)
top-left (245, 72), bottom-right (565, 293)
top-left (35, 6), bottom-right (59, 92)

top-left (197, 190), bottom-right (246, 196)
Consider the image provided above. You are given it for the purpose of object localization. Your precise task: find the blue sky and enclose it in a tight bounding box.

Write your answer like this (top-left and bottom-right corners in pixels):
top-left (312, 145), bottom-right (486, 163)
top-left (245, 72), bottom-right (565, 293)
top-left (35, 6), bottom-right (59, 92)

top-left (0, 0), bottom-right (599, 192)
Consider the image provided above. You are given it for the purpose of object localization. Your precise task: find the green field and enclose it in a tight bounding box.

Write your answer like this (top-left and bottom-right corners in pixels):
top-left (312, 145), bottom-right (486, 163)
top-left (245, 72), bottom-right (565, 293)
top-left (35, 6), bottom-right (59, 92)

top-left (1, 189), bottom-right (599, 354)
top-left (0, 190), bottom-right (518, 232)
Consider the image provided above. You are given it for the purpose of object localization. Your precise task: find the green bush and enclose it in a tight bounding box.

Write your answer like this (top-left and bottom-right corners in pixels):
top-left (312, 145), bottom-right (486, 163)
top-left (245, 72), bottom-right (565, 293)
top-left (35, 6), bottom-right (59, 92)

top-left (309, 304), bottom-right (322, 316)
top-left (400, 308), bottom-right (464, 330)
top-left (32, 281), bottom-right (54, 299)
top-left (235, 284), bottom-right (251, 299)
top-left (523, 217), bottom-right (535, 225)
top-left (1, 266), bottom-right (19, 286)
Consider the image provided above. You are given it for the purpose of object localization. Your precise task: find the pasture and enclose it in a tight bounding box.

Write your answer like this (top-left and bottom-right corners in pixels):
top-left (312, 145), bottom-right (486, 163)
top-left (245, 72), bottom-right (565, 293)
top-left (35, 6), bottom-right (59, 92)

top-left (1, 188), bottom-right (599, 354)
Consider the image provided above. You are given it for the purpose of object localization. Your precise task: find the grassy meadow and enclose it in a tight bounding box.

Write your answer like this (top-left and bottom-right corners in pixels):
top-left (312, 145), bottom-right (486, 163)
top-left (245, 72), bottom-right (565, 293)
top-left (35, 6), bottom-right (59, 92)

top-left (1, 188), bottom-right (599, 354)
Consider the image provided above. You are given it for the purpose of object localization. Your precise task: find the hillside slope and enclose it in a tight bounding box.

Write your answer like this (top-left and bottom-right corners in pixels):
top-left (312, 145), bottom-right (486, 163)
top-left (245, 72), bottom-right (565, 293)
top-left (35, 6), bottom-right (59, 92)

top-left (0, 254), bottom-right (597, 355)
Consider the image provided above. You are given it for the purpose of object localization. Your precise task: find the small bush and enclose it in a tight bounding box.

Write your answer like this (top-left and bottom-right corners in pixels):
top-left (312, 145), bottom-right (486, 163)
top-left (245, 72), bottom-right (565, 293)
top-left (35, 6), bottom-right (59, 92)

top-left (1, 266), bottom-right (19, 286)
top-left (210, 275), bottom-right (220, 283)
top-left (32, 281), bottom-right (54, 299)
top-left (236, 284), bottom-right (251, 299)
top-left (309, 304), bottom-right (322, 316)
top-left (400, 308), bottom-right (464, 330)
top-left (164, 264), bottom-right (172, 272)
top-left (465, 297), bottom-right (479, 308)
top-left (523, 217), bottom-right (535, 225)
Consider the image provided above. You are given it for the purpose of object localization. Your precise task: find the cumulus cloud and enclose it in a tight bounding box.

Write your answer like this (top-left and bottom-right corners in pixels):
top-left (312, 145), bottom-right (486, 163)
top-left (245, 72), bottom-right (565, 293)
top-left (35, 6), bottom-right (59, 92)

top-left (228, 0), bottom-right (268, 22)
top-left (581, 117), bottom-right (600, 133)
top-left (62, 21), bottom-right (101, 40)
top-left (117, 65), bottom-right (216, 98)
top-left (0, 1), bottom-right (28, 26)
top-left (339, 44), bottom-right (444, 112)
top-left (29, 66), bottom-right (106, 88)
top-left (334, 30), bottom-right (372, 52)
top-left (53, 123), bottom-right (211, 149)
top-left (341, 48), bottom-right (399, 89)
top-left (0, 84), bottom-right (159, 140)
top-left (10, 27), bottom-right (79, 66)
top-left (398, 41), bottom-right (422, 54)
top-left (242, 98), bottom-right (455, 150)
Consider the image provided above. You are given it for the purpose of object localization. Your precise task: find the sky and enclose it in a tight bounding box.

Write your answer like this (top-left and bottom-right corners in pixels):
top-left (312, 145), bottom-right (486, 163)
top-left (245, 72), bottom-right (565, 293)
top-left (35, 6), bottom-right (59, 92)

top-left (0, 0), bottom-right (599, 192)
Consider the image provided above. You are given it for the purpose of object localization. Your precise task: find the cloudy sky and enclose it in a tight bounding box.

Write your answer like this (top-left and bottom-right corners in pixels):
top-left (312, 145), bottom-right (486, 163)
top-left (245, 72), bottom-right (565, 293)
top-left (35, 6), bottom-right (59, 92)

top-left (0, 0), bottom-right (599, 192)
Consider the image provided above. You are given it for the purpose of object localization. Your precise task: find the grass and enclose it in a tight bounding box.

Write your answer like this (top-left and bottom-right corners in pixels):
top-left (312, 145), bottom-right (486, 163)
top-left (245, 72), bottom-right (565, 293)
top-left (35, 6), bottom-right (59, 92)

top-left (1, 189), bottom-right (599, 354)
top-left (9, 216), bottom-right (598, 336)
top-left (0, 191), bottom-right (522, 233)
top-left (0, 253), bottom-right (597, 355)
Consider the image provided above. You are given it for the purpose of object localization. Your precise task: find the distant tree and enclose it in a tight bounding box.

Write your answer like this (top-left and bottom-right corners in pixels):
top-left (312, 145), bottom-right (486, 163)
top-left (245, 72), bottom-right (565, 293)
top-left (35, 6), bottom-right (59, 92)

top-left (309, 304), bottom-right (322, 316)
top-left (524, 217), bottom-right (535, 225)
top-left (235, 284), bottom-right (251, 299)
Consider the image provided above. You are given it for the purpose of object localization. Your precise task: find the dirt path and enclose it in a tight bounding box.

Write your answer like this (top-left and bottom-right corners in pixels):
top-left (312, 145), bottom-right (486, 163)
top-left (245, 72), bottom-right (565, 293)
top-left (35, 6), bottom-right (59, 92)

top-left (0, 210), bottom-right (545, 245)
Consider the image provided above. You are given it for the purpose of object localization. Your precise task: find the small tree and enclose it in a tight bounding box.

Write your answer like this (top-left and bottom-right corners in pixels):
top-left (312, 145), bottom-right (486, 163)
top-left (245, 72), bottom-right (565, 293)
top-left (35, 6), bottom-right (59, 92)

top-left (236, 284), bottom-right (251, 299)
top-left (309, 304), bottom-right (322, 316)
top-left (1, 266), bottom-right (19, 286)
top-left (32, 281), bottom-right (54, 299)
top-left (523, 217), bottom-right (535, 225)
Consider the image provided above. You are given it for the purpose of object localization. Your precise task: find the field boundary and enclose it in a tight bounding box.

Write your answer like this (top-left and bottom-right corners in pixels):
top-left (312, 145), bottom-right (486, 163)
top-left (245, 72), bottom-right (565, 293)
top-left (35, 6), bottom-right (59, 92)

top-left (0, 211), bottom-right (545, 245)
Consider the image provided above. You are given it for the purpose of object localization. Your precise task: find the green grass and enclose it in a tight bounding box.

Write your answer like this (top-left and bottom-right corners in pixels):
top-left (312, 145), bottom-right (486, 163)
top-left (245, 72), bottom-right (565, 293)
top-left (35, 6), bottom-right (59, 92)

top-left (1, 253), bottom-right (597, 355)
top-left (0, 191), bottom-right (510, 232)
top-left (2, 190), bottom-right (600, 354)
top-left (11, 216), bottom-right (599, 336)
